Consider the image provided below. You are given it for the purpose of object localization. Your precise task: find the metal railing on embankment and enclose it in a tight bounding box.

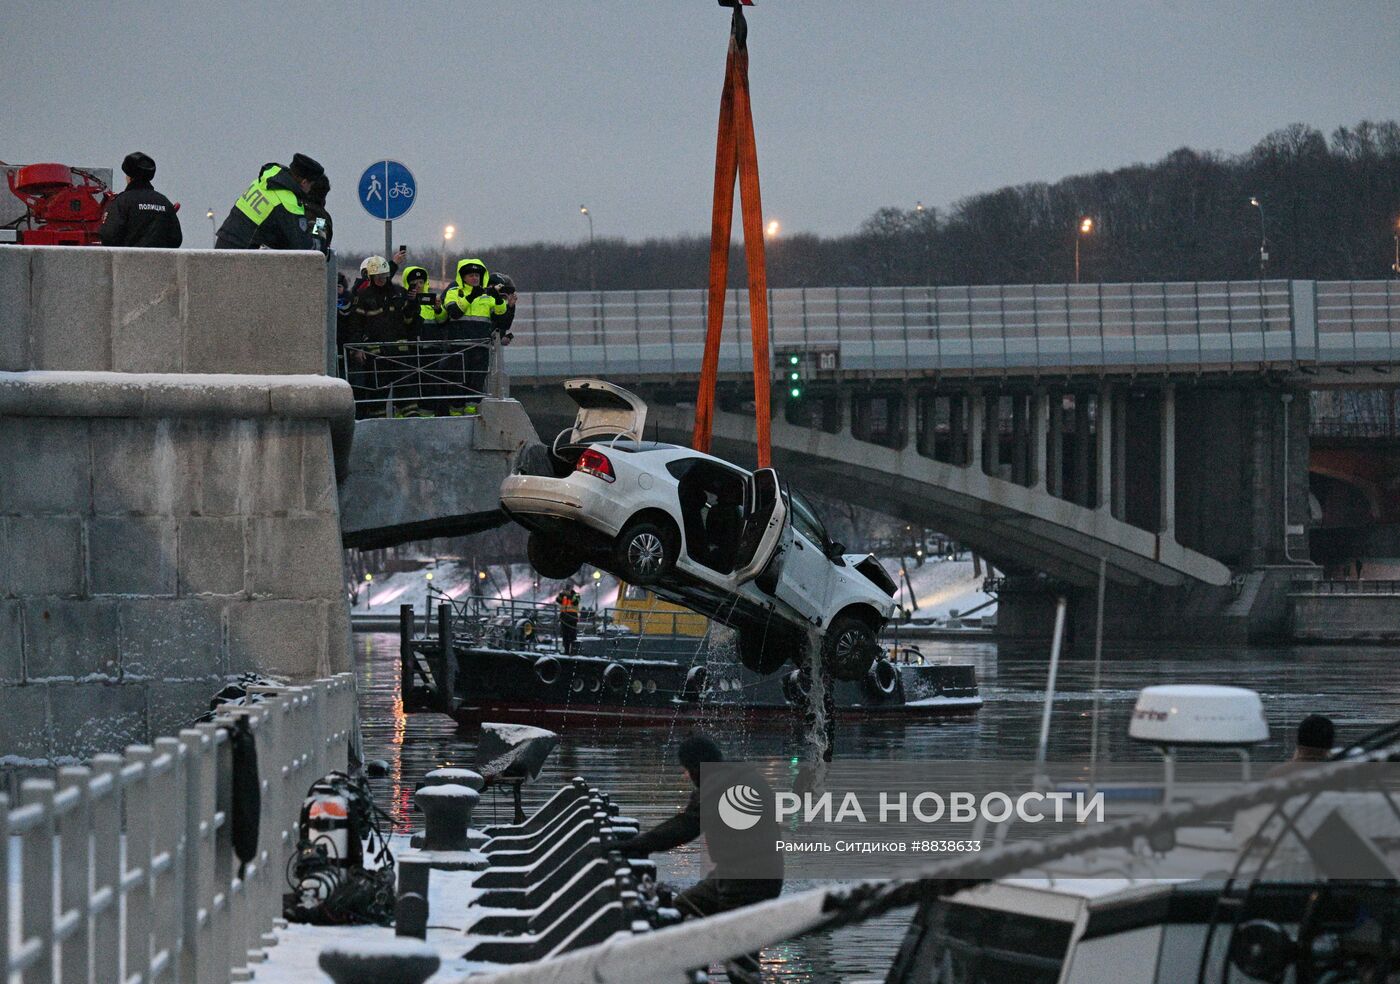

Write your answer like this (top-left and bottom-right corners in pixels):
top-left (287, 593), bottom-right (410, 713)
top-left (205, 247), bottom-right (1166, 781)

top-left (2, 673), bottom-right (357, 984)
top-left (1293, 578), bottom-right (1400, 596)
top-left (339, 337), bottom-right (506, 416)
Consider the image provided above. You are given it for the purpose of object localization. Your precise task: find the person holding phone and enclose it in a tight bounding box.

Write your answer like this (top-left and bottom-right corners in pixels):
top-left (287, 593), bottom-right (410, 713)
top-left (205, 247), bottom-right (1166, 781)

top-left (442, 258), bottom-right (513, 407)
top-left (400, 266), bottom-right (446, 331)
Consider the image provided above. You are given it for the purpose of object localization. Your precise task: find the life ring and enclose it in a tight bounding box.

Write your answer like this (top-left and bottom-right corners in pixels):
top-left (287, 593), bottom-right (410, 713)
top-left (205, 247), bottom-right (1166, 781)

top-left (682, 666), bottom-right (708, 698)
top-left (533, 656), bottom-right (561, 686)
top-left (603, 662), bottom-right (629, 692)
top-left (865, 658), bottom-right (899, 698)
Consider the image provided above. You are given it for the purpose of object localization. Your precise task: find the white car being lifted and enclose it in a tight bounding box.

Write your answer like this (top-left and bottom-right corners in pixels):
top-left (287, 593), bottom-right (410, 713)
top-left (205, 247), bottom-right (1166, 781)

top-left (500, 379), bottom-right (898, 681)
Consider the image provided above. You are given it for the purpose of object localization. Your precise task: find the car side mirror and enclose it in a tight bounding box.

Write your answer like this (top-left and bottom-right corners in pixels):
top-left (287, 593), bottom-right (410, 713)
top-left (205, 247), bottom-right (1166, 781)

top-left (826, 542), bottom-right (846, 562)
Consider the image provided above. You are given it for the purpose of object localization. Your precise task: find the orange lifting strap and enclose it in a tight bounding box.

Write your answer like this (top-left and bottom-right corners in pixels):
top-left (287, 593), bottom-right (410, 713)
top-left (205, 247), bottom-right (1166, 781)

top-left (692, 4), bottom-right (772, 469)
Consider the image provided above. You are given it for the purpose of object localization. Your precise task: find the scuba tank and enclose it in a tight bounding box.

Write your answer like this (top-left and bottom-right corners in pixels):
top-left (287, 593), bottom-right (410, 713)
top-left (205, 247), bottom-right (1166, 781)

top-left (284, 771), bottom-right (394, 924)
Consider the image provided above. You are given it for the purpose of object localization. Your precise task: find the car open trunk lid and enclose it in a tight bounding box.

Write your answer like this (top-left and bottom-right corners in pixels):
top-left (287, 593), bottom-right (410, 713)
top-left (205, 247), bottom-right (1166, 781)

top-left (564, 378), bottom-right (649, 444)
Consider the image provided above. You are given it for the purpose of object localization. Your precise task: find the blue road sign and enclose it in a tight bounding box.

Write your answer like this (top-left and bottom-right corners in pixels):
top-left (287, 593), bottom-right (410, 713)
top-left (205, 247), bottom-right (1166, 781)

top-left (358, 160), bottom-right (416, 221)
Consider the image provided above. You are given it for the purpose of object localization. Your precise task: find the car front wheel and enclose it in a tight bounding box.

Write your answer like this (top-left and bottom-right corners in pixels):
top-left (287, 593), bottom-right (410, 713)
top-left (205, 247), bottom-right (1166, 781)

top-left (613, 519), bottom-right (676, 585)
top-left (527, 532), bottom-right (583, 580)
top-left (823, 614), bottom-right (879, 682)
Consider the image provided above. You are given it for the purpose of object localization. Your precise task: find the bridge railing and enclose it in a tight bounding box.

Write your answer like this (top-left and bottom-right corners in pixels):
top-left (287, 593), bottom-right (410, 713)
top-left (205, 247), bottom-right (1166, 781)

top-left (1315, 280), bottom-right (1400, 365)
top-left (501, 279), bottom-right (1400, 382)
top-left (2, 674), bottom-right (356, 984)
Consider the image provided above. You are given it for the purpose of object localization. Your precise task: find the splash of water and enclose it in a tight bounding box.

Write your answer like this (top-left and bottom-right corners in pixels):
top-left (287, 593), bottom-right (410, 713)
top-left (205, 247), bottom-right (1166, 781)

top-left (802, 624), bottom-right (831, 792)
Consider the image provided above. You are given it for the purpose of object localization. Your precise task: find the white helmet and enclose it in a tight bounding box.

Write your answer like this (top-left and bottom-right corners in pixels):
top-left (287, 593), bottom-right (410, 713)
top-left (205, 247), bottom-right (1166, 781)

top-left (362, 255), bottom-right (390, 277)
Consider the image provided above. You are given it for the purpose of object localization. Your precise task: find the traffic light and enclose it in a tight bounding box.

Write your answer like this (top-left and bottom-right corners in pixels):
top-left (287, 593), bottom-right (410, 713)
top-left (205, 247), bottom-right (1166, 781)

top-left (785, 352), bottom-right (804, 400)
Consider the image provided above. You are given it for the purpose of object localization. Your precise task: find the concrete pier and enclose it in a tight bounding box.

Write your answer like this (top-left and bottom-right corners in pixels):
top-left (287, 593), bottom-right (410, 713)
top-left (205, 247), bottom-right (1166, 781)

top-left (0, 246), bottom-right (353, 763)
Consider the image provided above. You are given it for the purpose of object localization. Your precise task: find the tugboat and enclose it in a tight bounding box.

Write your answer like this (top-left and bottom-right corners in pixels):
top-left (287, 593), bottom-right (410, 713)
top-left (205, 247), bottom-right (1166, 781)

top-left (398, 587), bottom-right (980, 725)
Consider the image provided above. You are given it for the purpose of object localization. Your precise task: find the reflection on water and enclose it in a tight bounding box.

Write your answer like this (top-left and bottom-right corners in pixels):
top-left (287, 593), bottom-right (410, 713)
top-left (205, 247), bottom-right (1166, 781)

top-left (353, 631), bottom-right (1400, 981)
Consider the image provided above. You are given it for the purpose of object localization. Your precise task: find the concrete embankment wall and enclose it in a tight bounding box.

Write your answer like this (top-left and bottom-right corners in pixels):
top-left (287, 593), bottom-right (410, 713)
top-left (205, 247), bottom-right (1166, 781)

top-left (1291, 590), bottom-right (1400, 643)
top-left (0, 246), bottom-right (353, 765)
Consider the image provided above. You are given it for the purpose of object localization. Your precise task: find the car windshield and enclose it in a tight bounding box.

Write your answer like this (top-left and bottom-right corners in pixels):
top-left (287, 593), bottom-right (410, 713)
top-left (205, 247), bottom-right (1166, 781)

top-left (788, 488), bottom-right (829, 549)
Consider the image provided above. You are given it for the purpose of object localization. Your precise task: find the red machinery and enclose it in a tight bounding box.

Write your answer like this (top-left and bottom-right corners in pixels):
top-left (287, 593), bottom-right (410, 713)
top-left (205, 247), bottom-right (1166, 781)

top-left (4, 163), bottom-right (112, 245)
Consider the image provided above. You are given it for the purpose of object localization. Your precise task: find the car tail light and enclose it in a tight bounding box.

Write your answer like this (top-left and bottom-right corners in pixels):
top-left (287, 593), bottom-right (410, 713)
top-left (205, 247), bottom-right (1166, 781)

top-left (576, 448), bottom-right (615, 483)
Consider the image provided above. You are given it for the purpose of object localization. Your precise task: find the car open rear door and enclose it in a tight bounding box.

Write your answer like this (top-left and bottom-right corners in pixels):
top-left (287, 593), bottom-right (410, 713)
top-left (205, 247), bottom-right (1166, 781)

top-left (563, 378), bottom-right (648, 444)
top-left (733, 468), bottom-right (787, 584)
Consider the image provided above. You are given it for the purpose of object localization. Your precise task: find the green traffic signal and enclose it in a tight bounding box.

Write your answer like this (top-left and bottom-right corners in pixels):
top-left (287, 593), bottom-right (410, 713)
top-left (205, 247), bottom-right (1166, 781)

top-left (788, 354), bottom-right (800, 365)
top-left (790, 387), bottom-right (802, 398)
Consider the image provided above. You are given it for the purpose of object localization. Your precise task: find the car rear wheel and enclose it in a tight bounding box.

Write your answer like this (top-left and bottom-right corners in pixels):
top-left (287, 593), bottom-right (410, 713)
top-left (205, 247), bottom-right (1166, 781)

top-left (613, 519), bottom-right (676, 585)
top-left (527, 532), bottom-right (583, 580)
top-left (823, 614), bottom-right (879, 682)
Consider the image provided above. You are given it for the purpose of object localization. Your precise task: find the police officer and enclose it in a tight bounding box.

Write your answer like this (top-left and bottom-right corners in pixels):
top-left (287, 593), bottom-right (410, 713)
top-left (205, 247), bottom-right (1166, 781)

top-left (555, 585), bottom-right (581, 655)
top-left (215, 153), bottom-right (324, 251)
top-left (98, 152), bottom-right (183, 248)
top-left (304, 174), bottom-right (333, 254)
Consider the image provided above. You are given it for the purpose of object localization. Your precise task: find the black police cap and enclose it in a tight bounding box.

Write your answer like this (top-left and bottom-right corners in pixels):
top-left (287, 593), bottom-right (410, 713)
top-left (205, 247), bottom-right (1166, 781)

top-left (290, 153), bottom-right (325, 181)
top-left (121, 152), bottom-right (156, 181)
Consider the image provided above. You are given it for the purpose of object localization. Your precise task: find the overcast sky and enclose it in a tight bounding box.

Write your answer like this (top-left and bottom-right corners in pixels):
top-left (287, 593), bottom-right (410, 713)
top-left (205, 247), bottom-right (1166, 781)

top-left (3, 2), bottom-right (1397, 255)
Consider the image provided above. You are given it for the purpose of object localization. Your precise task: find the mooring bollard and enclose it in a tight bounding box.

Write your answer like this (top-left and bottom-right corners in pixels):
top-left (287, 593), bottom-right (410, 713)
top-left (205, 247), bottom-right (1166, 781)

top-left (396, 858), bottom-right (431, 940)
top-left (416, 783), bottom-right (478, 851)
top-left (420, 767), bottom-right (485, 791)
top-left (318, 940), bottom-right (440, 984)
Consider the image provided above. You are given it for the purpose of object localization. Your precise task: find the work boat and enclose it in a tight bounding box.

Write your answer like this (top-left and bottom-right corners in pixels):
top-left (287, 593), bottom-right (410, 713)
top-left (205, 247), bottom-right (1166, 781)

top-left (888, 686), bottom-right (1400, 984)
top-left (396, 587), bottom-right (979, 725)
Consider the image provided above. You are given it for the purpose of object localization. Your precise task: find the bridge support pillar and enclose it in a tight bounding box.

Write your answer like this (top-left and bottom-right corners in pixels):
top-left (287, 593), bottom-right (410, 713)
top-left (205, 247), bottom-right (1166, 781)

top-left (1012, 395), bottom-right (1030, 485)
top-left (968, 390), bottom-right (985, 476)
top-left (1112, 394), bottom-right (1127, 519)
top-left (1074, 396), bottom-right (1092, 507)
top-left (1031, 391), bottom-right (1049, 493)
top-left (983, 392), bottom-right (999, 476)
top-left (1048, 398), bottom-right (1064, 498)
top-left (1160, 384), bottom-right (1176, 540)
top-left (1096, 387), bottom-right (1113, 516)
top-left (904, 393), bottom-right (919, 454)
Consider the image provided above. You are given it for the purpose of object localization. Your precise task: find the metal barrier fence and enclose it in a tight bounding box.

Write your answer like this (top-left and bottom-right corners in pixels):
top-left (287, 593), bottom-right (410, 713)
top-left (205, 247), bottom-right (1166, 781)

top-left (339, 338), bottom-right (504, 414)
top-left (499, 279), bottom-right (1400, 381)
top-left (1310, 388), bottom-right (1400, 438)
top-left (1, 673), bottom-right (356, 984)
top-left (1293, 578), bottom-right (1400, 595)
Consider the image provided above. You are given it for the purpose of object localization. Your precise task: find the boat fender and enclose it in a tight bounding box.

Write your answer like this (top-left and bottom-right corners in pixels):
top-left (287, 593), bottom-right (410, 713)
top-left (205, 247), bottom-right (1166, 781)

top-left (865, 658), bottom-right (898, 698)
top-left (603, 662), bottom-right (629, 692)
top-left (533, 655), bottom-right (561, 686)
top-left (683, 665), bottom-right (708, 697)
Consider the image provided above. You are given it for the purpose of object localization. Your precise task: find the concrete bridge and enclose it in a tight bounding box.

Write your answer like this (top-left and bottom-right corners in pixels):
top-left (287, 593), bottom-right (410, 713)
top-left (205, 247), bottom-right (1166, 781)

top-left (497, 277), bottom-right (1400, 640)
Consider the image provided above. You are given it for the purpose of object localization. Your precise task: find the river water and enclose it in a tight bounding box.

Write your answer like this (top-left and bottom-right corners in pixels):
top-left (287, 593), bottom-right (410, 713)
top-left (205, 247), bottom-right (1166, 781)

top-left (353, 631), bottom-right (1400, 982)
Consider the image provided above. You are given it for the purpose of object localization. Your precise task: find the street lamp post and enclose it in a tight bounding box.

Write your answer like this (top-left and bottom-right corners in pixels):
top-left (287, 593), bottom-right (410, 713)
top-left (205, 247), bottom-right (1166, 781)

top-left (441, 225), bottom-right (455, 286)
top-left (1249, 197), bottom-right (1268, 277)
top-left (579, 205), bottom-right (596, 291)
top-left (1392, 216), bottom-right (1400, 277)
top-left (206, 209), bottom-right (215, 246)
top-left (1074, 217), bottom-right (1094, 284)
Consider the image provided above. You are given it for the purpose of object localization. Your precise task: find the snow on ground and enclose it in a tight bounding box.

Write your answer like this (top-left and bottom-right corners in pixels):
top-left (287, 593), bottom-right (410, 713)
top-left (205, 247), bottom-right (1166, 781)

top-left (354, 562), bottom-right (620, 617)
top-left (877, 557), bottom-right (996, 621)
top-left (259, 835), bottom-right (495, 981)
top-left (355, 556), bottom-right (993, 624)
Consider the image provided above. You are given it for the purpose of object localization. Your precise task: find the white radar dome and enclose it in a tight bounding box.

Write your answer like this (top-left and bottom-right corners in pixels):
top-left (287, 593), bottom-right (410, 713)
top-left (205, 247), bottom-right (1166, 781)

top-left (1128, 685), bottom-right (1268, 746)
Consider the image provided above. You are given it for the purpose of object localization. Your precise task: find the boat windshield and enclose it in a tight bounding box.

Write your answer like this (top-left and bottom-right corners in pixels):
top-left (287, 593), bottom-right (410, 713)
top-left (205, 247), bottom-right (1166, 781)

top-left (915, 903), bottom-right (1071, 983)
